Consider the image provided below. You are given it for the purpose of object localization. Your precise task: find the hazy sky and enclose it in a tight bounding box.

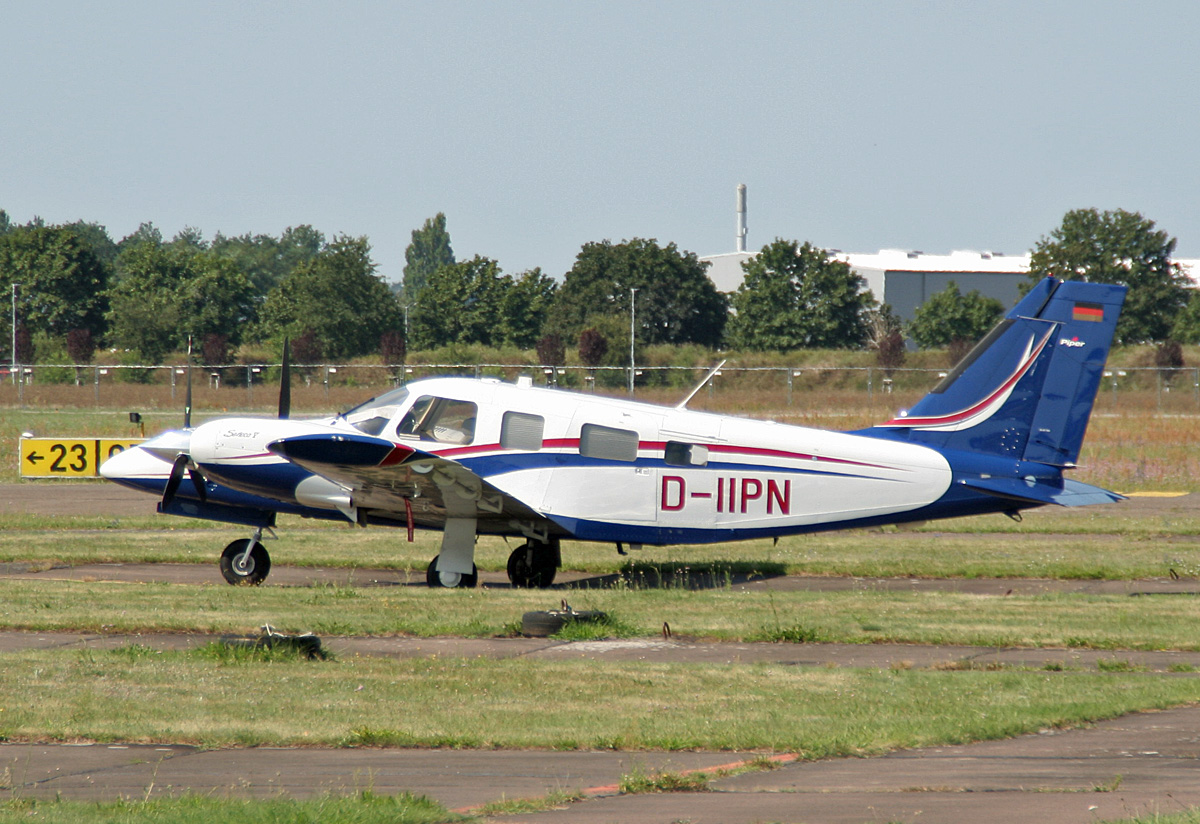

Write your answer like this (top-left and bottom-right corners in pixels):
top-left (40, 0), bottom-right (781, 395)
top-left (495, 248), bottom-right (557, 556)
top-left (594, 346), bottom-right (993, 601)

top-left (3, 1), bottom-right (1197, 285)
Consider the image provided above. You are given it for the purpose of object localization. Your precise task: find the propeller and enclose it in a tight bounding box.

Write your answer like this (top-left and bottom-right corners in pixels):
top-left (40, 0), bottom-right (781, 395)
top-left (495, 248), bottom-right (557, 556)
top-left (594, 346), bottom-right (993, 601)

top-left (162, 452), bottom-right (208, 507)
top-left (278, 337), bottom-right (291, 420)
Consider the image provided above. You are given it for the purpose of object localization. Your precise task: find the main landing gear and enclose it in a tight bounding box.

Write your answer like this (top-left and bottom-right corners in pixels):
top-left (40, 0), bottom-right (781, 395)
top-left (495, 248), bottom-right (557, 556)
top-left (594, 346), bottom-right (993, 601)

top-left (423, 538), bottom-right (560, 589)
top-left (220, 530), bottom-right (272, 586)
top-left (506, 539), bottom-right (559, 588)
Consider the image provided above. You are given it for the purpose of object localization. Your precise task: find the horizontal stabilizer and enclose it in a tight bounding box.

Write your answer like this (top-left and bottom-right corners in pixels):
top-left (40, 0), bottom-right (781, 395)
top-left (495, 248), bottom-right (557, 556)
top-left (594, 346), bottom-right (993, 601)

top-left (959, 476), bottom-right (1125, 507)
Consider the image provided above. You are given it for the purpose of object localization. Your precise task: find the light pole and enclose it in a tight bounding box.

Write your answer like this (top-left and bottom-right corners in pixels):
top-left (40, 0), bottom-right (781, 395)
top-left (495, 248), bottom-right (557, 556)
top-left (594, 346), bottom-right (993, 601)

top-left (10, 283), bottom-right (17, 386)
top-left (628, 287), bottom-right (638, 396)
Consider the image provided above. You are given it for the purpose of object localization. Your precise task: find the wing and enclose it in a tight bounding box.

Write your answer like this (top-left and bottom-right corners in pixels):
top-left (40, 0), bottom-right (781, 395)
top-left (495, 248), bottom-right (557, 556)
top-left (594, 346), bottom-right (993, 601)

top-left (267, 432), bottom-right (561, 536)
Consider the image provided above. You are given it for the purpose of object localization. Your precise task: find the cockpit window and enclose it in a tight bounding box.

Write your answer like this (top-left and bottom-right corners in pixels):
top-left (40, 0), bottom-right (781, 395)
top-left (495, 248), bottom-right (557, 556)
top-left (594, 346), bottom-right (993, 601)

top-left (342, 387), bottom-right (410, 436)
top-left (396, 396), bottom-right (477, 445)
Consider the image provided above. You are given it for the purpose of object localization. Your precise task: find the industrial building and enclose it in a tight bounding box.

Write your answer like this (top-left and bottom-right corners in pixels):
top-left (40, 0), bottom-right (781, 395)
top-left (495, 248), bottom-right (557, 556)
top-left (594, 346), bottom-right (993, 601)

top-left (701, 185), bottom-right (1198, 321)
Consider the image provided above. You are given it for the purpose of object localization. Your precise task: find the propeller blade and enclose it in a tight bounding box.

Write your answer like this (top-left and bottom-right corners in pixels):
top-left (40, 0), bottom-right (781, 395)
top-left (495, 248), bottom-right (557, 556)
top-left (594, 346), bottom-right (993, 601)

top-left (163, 453), bottom-right (189, 507)
top-left (278, 337), bottom-right (291, 420)
top-left (187, 466), bottom-right (208, 503)
top-left (184, 336), bottom-right (194, 429)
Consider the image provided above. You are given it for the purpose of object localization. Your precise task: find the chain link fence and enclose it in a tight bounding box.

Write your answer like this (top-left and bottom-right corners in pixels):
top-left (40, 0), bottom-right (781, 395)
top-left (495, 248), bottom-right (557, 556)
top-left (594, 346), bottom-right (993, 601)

top-left (2, 362), bottom-right (1198, 417)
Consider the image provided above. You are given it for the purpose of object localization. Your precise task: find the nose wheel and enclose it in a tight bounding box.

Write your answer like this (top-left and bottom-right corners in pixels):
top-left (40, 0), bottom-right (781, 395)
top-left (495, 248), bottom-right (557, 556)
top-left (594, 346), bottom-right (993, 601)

top-left (220, 538), bottom-right (271, 586)
top-left (425, 554), bottom-right (479, 588)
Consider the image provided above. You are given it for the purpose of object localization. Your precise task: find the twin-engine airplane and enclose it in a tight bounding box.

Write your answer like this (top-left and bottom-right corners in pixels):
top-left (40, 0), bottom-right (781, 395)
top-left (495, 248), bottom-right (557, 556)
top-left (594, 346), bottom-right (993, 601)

top-left (101, 277), bottom-right (1126, 588)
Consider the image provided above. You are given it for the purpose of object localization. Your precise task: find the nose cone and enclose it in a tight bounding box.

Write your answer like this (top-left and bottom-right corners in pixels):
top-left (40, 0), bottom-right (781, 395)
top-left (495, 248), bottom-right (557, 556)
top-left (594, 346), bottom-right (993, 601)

top-left (99, 441), bottom-right (173, 492)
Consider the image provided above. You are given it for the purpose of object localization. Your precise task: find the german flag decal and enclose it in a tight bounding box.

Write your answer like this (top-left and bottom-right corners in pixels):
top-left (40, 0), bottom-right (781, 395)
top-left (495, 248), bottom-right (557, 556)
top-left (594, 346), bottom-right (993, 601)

top-left (1073, 302), bottom-right (1104, 322)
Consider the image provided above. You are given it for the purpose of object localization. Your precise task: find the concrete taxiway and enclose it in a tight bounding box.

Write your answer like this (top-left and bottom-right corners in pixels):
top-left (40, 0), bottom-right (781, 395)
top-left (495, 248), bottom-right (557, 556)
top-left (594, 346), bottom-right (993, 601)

top-left (3, 705), bottom-right (1200, 823)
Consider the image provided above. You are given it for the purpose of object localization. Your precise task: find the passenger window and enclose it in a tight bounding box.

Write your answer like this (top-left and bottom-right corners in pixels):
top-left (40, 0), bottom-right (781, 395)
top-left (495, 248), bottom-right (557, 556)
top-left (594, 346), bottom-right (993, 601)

top-left (665, 441), bottom-right (708, 467)
top-left (579, 424), bottom-right (638, 462)
top-left (501, 412), bottom-right (544, 450)
top-left (395, 396), bottom-right (477, 445)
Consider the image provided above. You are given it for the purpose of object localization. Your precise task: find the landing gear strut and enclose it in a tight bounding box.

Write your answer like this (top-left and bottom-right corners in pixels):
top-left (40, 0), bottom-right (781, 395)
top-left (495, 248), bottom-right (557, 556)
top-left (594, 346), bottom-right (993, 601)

top-left (219, 533), bottom-right (271, 586)
top-left (507, 539), bottom-right (560, 589)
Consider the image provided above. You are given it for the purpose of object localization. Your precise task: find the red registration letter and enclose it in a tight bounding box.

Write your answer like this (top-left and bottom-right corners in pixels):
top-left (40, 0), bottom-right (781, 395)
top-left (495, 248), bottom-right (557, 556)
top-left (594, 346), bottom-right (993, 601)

top-left (662, 475), bottom-right (686, 511)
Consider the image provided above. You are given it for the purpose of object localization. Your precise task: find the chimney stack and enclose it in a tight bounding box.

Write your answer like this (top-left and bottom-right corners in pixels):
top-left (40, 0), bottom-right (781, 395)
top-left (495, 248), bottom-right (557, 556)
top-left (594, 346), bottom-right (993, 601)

top-left (735, 184), bottom-right (748, 253)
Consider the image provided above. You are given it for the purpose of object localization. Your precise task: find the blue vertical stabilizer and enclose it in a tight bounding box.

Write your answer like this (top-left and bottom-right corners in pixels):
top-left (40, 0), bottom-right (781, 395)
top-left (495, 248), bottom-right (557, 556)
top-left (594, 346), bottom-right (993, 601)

top-left (863, 277), bottom-right (1126, 468)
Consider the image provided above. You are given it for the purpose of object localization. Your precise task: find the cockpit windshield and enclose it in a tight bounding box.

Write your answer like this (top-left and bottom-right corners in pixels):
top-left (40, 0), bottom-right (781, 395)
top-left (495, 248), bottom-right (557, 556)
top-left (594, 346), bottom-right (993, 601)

top-left (396, 396), bottom-right (477, 445)
top-left (341, 387), bottom-right (411, 437)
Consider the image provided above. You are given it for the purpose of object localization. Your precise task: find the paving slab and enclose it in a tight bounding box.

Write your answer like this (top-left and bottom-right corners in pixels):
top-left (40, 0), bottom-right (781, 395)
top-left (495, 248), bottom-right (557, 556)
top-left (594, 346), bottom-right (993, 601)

top-left (0, 743), bottom-right (736, 809)
top-left (492, 707), bottom-right (1200, 824)
top-left (6, 710), bottom-right (1200, 823)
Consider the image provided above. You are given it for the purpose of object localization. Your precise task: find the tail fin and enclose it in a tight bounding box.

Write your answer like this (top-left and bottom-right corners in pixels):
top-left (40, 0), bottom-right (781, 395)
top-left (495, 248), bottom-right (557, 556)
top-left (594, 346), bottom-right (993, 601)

top-left (867, 277), bottom-right (1126, 466)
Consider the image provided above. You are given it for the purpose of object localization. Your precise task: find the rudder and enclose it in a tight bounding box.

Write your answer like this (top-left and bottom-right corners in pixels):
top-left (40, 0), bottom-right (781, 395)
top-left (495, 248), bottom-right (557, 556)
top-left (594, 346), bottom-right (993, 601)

top-left (868, 277), bottom-right (1125, 466)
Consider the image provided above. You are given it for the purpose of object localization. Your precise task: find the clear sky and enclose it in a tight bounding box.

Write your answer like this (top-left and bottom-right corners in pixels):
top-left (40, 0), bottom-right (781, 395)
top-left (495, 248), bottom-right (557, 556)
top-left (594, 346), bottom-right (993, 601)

top-left (3, 1), bottom-right (1197, 285)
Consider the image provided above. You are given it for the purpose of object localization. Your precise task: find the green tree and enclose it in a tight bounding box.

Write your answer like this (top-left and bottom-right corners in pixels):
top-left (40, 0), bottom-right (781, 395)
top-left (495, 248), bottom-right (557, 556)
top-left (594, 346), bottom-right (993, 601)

top-left (257, 235), bottom-right (402, 360)
top-left (60, 221), bottom-right (118, 269)
top-left (549, 238), bottom-right (727, 347)
top-left (210, 225), bottom-right (324, 298)
top-left (1172, 291), bottom-right (1200, 344)
top-left (167, 226), bottom-right (207, 252)
top-left (106, 243), bottom-right (188, 363)
top-left (499, 268), bottom-right (557, 349)
top-left (402, 213), bottom-right (454, 305)
top-left (117, 222), bottom-right (164, 254)
top-left (0, 225), bottom-right (111, 347)
top-left (408, 256), bottom-right (507, 350)
top-left (906, 281), bottom-right (1005, 349)
top-left (1028, 208), bottom-right (1188, 343)
top-left (727, 240), bottom-right (872, 351)
top-left (107, 243), bottom-right (255, 363)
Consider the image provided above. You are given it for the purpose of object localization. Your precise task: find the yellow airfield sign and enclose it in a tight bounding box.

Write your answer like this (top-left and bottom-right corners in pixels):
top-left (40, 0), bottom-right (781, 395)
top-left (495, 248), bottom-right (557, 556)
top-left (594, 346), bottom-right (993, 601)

top-left (19, 438), bottom-right (145, 478)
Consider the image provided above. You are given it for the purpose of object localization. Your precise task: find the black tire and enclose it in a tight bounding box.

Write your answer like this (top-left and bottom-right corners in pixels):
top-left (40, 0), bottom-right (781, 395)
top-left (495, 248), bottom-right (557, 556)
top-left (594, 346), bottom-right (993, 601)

top-left (219, 540), bottom-right (271, 586)
top-left (507, 544), bottom-right (558, 589)
top-left (521, 609), bottom-right (607, 637)
top-left (425, 554), bottom-right (479, 588)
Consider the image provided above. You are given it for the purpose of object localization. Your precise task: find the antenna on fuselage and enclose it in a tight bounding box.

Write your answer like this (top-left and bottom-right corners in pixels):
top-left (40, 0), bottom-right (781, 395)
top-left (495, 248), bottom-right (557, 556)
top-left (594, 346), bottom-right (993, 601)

top-left (675, 360), bottom-right (726, 411)
top-left (183, 335), bottom-right (193, 429)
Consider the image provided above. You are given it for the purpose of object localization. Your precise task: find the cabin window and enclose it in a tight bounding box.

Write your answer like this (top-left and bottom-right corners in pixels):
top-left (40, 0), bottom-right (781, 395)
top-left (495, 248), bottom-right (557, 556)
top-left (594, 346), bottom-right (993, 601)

top-left (665, 441), bottom-right (709, 467)
top-left (579, 424), bottom-right (638, 462)
top-left (396, 396), bottom-right (477, 445)
top-left (501, 412), bottom-right (544, 450)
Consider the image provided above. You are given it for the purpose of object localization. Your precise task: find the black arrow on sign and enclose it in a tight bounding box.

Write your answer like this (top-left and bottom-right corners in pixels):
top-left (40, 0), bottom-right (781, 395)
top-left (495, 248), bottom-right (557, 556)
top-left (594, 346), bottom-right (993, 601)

top-left (26, 451), bottom-right (44, 465)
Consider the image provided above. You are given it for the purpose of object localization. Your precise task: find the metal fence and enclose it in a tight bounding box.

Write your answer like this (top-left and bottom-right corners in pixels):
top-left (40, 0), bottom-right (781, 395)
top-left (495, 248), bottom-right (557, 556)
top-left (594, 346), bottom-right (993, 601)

top-left (3, 362), bottom-right (1199, 417)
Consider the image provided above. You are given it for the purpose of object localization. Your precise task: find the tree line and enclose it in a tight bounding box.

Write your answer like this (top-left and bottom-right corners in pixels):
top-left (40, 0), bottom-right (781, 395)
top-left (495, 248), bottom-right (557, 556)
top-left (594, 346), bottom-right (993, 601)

top-left (1, 206), bottom-right (1195, 375)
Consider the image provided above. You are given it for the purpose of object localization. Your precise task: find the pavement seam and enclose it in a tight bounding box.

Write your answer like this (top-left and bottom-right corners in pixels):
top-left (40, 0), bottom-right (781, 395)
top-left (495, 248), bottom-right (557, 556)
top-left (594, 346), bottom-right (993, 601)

top-left (449, 752), bottom-right (801, 815)
top-left (2, 744), bottom-right (190, 795)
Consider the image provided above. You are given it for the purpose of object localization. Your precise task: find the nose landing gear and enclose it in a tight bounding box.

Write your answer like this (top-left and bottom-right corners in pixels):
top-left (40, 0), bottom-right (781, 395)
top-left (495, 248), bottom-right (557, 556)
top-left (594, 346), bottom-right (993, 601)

top-left (219, 529), bottom-right (272, 585)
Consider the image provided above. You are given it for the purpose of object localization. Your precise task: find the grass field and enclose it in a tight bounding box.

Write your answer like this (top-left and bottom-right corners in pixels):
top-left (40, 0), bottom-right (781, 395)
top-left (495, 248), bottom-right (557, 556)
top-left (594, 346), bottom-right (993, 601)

top-left (3, 387), bottom-right (1200, 822)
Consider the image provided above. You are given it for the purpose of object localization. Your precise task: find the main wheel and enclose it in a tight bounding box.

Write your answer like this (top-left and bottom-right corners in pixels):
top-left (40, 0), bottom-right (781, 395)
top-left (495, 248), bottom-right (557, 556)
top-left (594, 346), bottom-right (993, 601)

top-left (425, 554), bottom-right (478, 588)
top-left (507, 543), bottom-right (558, 588)
top-left (219, 540), bottom-right (271, 586)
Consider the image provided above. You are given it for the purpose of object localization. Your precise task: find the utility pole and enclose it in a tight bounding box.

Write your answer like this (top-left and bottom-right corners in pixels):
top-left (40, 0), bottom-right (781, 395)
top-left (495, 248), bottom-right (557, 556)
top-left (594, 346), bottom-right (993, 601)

top-left (628, 287), bottom-right (638, 397)
top-left (10, 283), bottom-right (17, 386)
